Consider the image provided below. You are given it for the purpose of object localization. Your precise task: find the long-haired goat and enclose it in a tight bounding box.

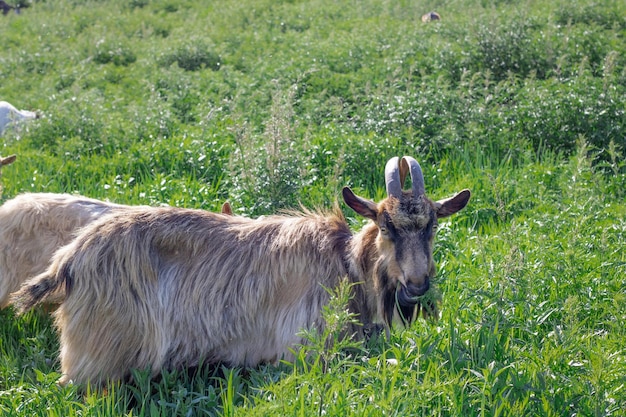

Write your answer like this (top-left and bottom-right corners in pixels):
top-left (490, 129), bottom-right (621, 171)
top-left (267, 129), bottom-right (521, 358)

top-left (0, 193), bottom-right (129, 308)
top-left (0, 193), bottom-right (233, 309)
top-left (13, 156), bottom-right (470, 385)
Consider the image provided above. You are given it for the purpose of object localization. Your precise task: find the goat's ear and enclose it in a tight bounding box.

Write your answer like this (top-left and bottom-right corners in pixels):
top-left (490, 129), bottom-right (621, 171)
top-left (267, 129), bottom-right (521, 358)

top-left (221, 202), bottom-right (233, 215)
top-left (342, 187), bottom-right (378, 221)
top-left (435, 189), bottom-right (471, 218)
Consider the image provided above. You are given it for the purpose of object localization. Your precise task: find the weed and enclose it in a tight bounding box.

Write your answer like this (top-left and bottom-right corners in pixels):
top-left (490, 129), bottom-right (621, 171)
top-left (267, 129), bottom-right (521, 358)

top-left (159, 40), bottom-right (222, 72)
top-left (227, 85), bottom-right (312, 214)
top-left (93, 39), bottom-right (137, 67)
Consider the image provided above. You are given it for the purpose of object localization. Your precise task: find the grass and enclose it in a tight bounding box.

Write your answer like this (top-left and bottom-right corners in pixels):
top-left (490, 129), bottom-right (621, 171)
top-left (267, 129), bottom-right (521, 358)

top-left (1, 0), bottom-right (625, 415)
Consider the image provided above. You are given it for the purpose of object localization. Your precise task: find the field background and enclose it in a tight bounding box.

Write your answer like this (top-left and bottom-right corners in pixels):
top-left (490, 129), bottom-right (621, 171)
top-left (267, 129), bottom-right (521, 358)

top-left (1, 0), bottom-right (625, 415)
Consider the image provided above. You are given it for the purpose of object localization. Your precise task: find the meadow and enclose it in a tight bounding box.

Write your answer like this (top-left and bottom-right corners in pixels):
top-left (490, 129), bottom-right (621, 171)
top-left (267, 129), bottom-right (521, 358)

top-left (0, 0), bottom-right (625, 415)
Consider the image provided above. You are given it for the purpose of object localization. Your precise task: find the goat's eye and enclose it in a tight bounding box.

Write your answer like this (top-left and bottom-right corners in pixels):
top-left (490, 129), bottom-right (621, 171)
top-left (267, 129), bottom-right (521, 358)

top-left (379, 226), bottom-right (388, 235)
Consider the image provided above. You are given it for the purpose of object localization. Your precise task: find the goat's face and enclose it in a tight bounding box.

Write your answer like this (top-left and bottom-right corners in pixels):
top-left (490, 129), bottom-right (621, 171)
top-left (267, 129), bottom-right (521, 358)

top-left (343, 156), bottom-right (470, 326)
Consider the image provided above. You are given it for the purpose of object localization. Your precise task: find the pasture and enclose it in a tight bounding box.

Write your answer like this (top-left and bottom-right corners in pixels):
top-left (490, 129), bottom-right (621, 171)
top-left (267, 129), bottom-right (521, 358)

top-left (1, 0), bottom-right (625, 415)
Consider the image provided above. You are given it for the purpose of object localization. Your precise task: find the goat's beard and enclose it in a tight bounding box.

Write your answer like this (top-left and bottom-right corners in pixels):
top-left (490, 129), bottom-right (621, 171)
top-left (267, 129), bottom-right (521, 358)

top-left (397, 281), bottom-right (431, 325)
top-left (378, 269), bottom-right (427, 327)
top-left (397, 281), bottom-right (429, 305)
top-left (375, 257), bottom-right (436, 327)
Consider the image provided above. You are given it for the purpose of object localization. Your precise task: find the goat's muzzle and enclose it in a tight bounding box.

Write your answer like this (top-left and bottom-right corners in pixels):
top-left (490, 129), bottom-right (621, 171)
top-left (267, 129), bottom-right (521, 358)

top-left (396, 281), bottom-right (430, 307)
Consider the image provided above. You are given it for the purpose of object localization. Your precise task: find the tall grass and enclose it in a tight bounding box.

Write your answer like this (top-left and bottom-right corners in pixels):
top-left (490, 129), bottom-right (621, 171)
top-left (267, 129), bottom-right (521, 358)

top-left (0, 0), bottom-right (625, 415)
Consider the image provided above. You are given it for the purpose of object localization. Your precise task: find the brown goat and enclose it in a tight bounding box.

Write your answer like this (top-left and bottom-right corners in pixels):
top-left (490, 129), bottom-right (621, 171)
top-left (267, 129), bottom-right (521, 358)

top-left (13, 156), bottom-right (470, 386)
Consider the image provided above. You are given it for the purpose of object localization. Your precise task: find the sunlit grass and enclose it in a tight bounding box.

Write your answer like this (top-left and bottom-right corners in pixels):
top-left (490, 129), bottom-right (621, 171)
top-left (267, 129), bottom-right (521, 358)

top-left (0, 0), bottom-right (625, 415)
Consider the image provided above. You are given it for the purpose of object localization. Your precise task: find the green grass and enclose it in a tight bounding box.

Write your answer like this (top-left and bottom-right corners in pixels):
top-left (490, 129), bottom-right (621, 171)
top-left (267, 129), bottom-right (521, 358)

top-left (1, 0), bottom-right (625, 415)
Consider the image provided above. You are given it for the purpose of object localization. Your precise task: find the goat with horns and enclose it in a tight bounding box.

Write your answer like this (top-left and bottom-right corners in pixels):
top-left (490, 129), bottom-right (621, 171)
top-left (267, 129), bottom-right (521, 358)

top-left (13, 156), bottom-right (470, 386)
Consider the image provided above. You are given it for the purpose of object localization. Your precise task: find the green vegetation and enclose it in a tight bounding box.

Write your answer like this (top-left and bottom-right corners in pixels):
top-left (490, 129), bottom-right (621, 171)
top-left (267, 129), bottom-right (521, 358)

top-left (1, 0), bottom-right (625, 415)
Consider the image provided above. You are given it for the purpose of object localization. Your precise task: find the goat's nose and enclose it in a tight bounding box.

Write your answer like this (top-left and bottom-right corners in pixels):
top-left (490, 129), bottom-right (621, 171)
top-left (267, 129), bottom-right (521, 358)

top-left (406, 272), bottom-right (430, 293)
top-left (412, 279), bottom-right (429, 296)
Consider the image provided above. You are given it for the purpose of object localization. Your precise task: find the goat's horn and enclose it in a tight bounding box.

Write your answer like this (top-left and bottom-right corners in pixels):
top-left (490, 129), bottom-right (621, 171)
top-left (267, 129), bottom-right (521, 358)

top-left (401, 156), bottom-right (425, 197)
top-left (385, 157), bottom-right (402, 198)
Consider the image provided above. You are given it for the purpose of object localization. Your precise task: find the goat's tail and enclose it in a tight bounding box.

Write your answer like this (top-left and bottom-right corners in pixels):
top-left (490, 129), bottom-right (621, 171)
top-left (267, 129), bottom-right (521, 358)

top-left (11, 267), bottom-right (68, 314)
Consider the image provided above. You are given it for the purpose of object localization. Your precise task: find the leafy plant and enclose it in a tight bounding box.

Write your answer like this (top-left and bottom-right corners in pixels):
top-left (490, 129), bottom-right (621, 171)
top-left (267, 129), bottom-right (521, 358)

top-left (159, 40), bottom-right (222, 72)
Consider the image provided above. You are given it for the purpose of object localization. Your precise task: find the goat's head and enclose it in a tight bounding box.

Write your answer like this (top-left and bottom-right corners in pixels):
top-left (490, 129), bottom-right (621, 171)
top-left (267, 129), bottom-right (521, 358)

top-left (343, 156), bottom-right (470, 326)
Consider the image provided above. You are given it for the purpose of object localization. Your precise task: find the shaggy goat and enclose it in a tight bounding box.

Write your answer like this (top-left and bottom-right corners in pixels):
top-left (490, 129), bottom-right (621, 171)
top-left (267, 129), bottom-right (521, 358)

top-left (0, 193), bottom-right (130, 308)
top-left (0, 193), bottom-right (233, 309)
top-left (13, 156), bottom-right (470, 385)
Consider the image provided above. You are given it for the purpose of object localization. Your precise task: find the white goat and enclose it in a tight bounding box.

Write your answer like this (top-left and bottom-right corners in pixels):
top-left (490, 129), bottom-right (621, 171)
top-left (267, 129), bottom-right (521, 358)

top-left (0, 101), bottom-right (39, 135)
